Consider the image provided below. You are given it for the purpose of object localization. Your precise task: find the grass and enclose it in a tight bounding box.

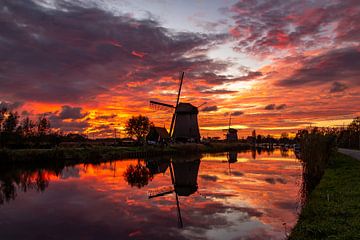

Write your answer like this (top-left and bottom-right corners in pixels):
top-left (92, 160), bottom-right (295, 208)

top-left (289, 152), bottom-right (360, 240)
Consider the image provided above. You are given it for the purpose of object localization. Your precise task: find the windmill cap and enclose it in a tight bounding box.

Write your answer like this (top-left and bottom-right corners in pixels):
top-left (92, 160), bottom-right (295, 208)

top-left (176, 103), bottom-right (198, 114)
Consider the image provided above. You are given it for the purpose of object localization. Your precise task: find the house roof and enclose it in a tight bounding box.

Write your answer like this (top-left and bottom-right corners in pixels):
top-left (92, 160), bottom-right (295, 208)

top-left (153, 126), bottom-right (170, 138)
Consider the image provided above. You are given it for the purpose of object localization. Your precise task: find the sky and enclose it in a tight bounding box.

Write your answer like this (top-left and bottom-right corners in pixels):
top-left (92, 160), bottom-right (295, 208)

top-left (0, 0), bottom-right (359, 138)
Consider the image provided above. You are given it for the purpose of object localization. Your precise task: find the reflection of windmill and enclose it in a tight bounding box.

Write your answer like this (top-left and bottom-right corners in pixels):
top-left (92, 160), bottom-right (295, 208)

top-left (227, 152), bottom-right (238, 175)
top-left (150, 72), bottom-right (201, 142)
top-left (147, 157), bottom-right (200, 228)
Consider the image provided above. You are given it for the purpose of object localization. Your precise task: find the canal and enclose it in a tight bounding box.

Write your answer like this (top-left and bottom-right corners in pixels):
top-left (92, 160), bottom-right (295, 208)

top-left (0, 149), bottom-right (302, 240)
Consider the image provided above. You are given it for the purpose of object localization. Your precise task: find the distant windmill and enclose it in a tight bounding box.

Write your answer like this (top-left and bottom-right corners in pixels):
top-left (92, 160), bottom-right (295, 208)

top-left (226, 113), bottom-right (238, 141)
top-left (150, 72), bottom-right (201, 142)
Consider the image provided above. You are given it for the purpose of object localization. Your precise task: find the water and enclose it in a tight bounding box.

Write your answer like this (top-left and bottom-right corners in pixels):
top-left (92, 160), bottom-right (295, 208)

top-left (0, 149), bottom-right (302, 240)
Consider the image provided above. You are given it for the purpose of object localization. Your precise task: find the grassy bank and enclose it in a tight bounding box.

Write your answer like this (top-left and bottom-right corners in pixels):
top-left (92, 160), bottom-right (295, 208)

top-left (0, 142), bottom-right (250, 164)
top-left (289, 152), bottom-right (360, 239)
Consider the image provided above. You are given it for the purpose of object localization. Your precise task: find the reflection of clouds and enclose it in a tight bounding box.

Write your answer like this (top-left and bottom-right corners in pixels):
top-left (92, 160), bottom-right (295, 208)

top-left (264, 177), bottom-right (287, 185)
top-left (181, 211), bottom-right (269, 240)
top-left (200, 174), bottom-right (218, 182)
top-left (60, 166), bottom-right (81, 179)
top-left (230, 171), bottom-right (244, 177)
top-left (0, 150), bottom-right (302, 239)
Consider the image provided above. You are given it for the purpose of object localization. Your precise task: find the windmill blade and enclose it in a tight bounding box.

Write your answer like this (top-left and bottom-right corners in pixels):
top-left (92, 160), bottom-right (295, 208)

top-left (169, 72), bottom-right (185, 137)
top-left (197, 102), bottom-right (207, 108)
top-left (150, 100), bottom-right (175, 111)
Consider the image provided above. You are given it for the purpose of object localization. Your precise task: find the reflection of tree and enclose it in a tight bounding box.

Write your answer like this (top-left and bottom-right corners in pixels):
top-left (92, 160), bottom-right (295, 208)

top-left (123, 161), bottom-right (153, 188)
top-left (0, 169), bottom-right (50, 205)
top-left (280, 148), bottom-right (289, 157)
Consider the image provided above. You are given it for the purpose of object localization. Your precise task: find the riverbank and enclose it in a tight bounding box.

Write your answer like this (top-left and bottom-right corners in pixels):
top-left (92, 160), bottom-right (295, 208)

top-left (289, 152), bottom-right (360, 239)
top-left (0, 142), bottom-right (251, 165)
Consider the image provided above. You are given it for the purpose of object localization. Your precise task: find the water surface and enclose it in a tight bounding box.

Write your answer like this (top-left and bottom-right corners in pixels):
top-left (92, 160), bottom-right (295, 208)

top-left (0, 149), bottom-right (302, 240)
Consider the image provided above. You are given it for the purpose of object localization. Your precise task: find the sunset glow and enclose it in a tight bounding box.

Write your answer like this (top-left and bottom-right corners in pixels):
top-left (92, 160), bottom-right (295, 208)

top-left (1, 0), bottom-right (359, 138)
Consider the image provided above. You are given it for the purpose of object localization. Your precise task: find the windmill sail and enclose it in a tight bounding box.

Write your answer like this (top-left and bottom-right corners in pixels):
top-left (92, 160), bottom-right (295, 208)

top-left (169, 72), bottom-right (184, 137)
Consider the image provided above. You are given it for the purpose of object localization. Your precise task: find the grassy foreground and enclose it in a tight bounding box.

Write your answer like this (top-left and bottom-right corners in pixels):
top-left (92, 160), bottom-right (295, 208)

top-left (289, 152), bottom-right (360, 239)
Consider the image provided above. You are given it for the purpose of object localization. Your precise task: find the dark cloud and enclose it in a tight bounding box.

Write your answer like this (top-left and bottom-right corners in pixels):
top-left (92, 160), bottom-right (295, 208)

top-left (0, 0), bottom-right (230, 103)
top-left (200, 89), bottom-right (238, 94)
top-left (41, 106), bottom-right (90, 132)
top-left (276, 104), bottom-right (287, 110)
top-left (0, 101), bottom-right (24, 110)
top-left (59, 105), bottom-right (88, 119)
top-left (264, 104), bottom-right (286, 110)
top-left (330, 81), bottom-right (348, 93)
top-left (232, 111), bottom-right (244, 116)
top-left (94, 114), bottom-right (117, 120)
top-left (202, 105), bottom-right (218, 112)
top-left (229, 0), bottom-right (360, 55)
top-left (264, 104), bottom-right (276, 110)
top-left (278, 47), bottom-right (360, 87)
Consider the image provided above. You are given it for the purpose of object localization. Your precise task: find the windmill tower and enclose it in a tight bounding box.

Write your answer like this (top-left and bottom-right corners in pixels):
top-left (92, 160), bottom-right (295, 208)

top-left (226, 113), bottom-right (238, 141)
top-left (150, 72), bottom-right (201, 142)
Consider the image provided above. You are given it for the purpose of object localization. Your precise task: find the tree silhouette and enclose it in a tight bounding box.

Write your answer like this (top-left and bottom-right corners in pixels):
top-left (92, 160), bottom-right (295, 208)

top-left (125, 115), bottom-right (152, 142)
top-left (37, 115), bottom-right (50, 136)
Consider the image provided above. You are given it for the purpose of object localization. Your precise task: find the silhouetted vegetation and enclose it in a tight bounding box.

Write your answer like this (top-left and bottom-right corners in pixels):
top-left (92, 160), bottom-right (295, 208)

top-left (125, 115), bottom-right (152, 143)
top-left (0, 107), bottom-right (62, 148)
top-left (337, 117), bottom-right (360, 150)
top-left (296, 127), bottom-right (337, 203)
top-left (0, 162), bottom-right (67, 205)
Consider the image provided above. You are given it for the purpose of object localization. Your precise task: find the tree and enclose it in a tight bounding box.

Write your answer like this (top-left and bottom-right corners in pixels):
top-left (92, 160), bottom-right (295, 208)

top-left (2, 111), bottom-right (19, 133)
top-left (0, 107), bottom-right (7, 132)
top-left (37, 116), bottom-right (50, 135)
top-left (21, 117), bottom-right (35, 136)
top-left (125, 115), bottom-right (152, 142)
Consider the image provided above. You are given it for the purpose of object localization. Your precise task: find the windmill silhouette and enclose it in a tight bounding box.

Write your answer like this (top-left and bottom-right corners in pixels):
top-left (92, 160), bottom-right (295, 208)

top-left (150, 72), bottom-right (201, 142)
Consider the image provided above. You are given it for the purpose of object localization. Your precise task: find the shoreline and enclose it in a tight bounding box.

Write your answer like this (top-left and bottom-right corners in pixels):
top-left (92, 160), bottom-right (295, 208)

top-left (0, 142), bottom-right (252, 165)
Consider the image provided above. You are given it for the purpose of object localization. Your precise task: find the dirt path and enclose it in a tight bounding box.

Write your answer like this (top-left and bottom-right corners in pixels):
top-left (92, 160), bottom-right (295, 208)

top-left (338, 148), bottom-right (360, 161)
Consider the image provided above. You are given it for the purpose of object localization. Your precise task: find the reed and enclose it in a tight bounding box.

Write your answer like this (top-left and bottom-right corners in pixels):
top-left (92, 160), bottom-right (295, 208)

top-left (297, 128), bottom-right (336, 205)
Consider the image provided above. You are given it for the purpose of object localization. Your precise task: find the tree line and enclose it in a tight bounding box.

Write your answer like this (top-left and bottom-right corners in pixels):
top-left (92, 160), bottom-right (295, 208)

top-left (0, 108), bottom-right (88, 148)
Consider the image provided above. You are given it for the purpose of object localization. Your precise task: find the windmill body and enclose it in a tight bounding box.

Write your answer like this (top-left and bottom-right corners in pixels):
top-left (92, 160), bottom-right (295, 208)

top-left (226, 114), bottom-right (238, 141)
top-left (172, 103), bottom-right (200, 142)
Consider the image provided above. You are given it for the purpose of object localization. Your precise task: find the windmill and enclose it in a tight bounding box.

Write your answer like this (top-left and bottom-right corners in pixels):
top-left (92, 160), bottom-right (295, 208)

top-left (225, 113), bottom-right (238, 141)
top-left (150, 72), bottom-right (201, 142)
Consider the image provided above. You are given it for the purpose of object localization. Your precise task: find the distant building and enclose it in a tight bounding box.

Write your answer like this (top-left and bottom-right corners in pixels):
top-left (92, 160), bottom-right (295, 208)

top-left (146, 126), bottom-right (170, 143)
top-left (226, 128), bottom-right (238, 141)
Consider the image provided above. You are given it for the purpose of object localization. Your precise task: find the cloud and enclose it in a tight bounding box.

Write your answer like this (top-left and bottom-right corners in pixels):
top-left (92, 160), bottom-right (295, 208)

top-left (330, 81), bottom-right (348, 93)
top-left (276, 104), bottom-right (287, 110)
top-left (0, 0), bottom-right (230, 103)
top-left (200, 89), bottom-right (238, 94)
top-left (228, 0), bottom-right (360, 56)
top-left (264, 104), bottom-right (276, 110)
top-left (277, 47), bottom-right (360, 87)
top-left (59, 106), bottom-right (88, 119)
top-left (202, 105), bottom-right (218, 112)
top-left (0, 101), bottom-right (24, 110)
top-left (264, 104), bottom-right (287, 110)
top-left (232, 111), bottom-right (244, 116)
top-left (42, 106), bottom-right (90, 132)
